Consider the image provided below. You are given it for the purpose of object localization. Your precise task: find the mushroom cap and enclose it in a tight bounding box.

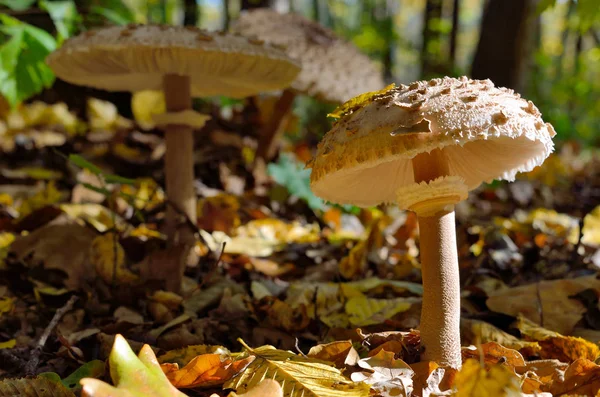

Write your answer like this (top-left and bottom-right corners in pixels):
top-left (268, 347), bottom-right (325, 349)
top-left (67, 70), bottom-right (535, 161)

top-left (309, 77), bottom-right (556, 207)
top-left (232, 9), bottom-right (385, 103)
top-left (46, 24), bottom-right (300, 98)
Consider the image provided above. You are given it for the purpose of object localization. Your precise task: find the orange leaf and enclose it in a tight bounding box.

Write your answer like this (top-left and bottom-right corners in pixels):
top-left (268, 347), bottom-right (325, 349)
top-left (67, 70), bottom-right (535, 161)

top-left (545, 359), bottom-right (600, 396)
top-left (163, 354), bottom-right (254, 389)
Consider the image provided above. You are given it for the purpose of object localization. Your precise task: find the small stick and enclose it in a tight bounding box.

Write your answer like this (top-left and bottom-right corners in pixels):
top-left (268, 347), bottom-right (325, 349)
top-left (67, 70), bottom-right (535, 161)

top-left (26, 295), bottom-right (78, 375)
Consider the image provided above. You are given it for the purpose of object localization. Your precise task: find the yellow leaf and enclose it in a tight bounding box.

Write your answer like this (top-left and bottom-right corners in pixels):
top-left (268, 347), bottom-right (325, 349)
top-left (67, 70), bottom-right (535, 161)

top-left (455, 359), bottom-right (521, 397)
top-left (328, 84), bottom-right (395, 119)
top-left (90, 233), bottom-right (138, 285)
top-left (514, 315), bottom-right (600, 362)
top-left (345, 294), bottom-right (413, 327)
top-left (0, 297), bottom-right (14, 317)
top-left (461, 318), bottom-right (541, 354)
top-left (120, 178), bottom-right (165, 212)
top-left (225, 341), bottom-right (370, 397)
top-left (87, 98), bottom-right (132, 131)
top-left (132, 90), bottom-right (166, 130)
top-left (0, 193), bottom-right (13, 207)
top-left (225, 379), bottom-right (283, 397)
top-left (0, 232), bottom-right (15, 270)
top-left (582, 205), bottom-right (600, 246)
top-left (0, 339), bottom-right (16, 349)
top-left (17, 181), bottom-right (63, 219)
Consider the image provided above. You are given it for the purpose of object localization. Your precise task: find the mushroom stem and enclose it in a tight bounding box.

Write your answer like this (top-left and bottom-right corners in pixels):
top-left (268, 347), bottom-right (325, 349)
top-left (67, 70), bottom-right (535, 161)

top-left (162, 74), bottom-right (196, 290)
top-left (255, 88), bottom-right (296, 162)
top-left (412, 149), bottom-right (462, 368)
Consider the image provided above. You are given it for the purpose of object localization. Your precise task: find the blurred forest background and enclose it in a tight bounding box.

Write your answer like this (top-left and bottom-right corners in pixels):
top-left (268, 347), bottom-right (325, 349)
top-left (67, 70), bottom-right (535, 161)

top-left (1, 0), bottom-right (598, 148)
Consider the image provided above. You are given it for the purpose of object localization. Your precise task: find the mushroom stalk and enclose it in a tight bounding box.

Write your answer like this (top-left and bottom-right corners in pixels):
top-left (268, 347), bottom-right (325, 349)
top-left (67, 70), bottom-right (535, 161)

top-left (163, 74), bottom-right (196, 288)
top-left (412, 149), bottom-right (462, 368)
top-left (255, 88), bottom-right (296, 162)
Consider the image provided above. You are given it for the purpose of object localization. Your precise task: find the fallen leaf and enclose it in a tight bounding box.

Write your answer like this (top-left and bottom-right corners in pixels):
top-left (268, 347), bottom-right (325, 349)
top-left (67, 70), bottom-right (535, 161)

top-left (487, 275), bottom-right (600, 335)
top-left (158, 345), bottom-right (230, 367)
top-left (225, 340), bottom-right (370, 397)
top-left (454, 359), bottom-right (521, 397)
top-left (307, 341), bottom-right (360, 368)
top-left (582, 205), bottom-right (600, 246)
top-left (514, 315), bottom-right (600, 362)
top-left (131, 90), bottom-right (166, 130)
top-left (80, 334), bottom-right (187, 397)
top-left (461, 318), bottom-right (541, 354)
top-left (345, 294), bottom-right (416, 327)
top-left (543, 358), bottom-right (600, 396)
top-left (351, 350), bottom-right (414, 397)
top-left (0, 377), bottom-right (75, 396)
top-left (9, 223), bottom-right (97, 289)
top-left (90, 233), bottom-right (139, 285)
top-left (162, 353), bottom-right (254, 388)
top-left (212, 379), bottom-right (283, 397)
top-left (461, 342), bottom-right (525, 369)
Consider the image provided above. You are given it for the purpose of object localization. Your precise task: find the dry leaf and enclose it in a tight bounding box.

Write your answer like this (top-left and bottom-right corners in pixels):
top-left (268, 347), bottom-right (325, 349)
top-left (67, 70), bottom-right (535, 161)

top-left (162, 353), bottom-right (254, 388)
top-left (351, 350), bottom-right (414, 397)
top-left (0, 377), bottom-right (75, 396)
top-left (487, 275), bottom-right (600, 335)
top-left (90, 233), bottom-right (139, 285)
top-left (158, 345), bottom-right (230, 367)
top-left (455, 359), bottom-right (521, 397)
top-left (225, 341), bottom-right (370, 397)
top-left (307, 341), bottom-right (360, 368)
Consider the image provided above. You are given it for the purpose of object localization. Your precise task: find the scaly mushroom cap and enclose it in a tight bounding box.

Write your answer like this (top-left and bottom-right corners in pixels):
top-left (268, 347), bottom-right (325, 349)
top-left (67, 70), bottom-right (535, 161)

top-left (232, 9), bottom-right (385, 103)
top-left (46, 24), bottom-right (300, 98)
top-left (309, 77), bottom-right (556, 207)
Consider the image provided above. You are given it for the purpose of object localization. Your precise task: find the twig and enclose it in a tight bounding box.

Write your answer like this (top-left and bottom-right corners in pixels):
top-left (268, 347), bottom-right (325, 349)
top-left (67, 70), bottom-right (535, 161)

top-left (198, 242), bottom-right (226, 287)
top-left (25, 295), bottom-right (78, 375)
top-left (294, 338), bottom-right (308, 358)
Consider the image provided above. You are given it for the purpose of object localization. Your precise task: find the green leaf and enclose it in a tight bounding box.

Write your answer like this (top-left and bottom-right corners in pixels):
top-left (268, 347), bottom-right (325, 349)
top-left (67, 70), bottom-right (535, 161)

top-left (68, 154), bottom-right (136, 185)
top-left (267, 154), bottom-right (325, 211)
top-left (90, 0), bottom-right (135, 25)
top-left (0, 0), bottom-right (36, 11)
top-left (80, 334), bottom-right (187, 397)
top-left (0, 15), bottom-right (56, 106)
top-left (39, 0), bottom-right (79, 42)
top-left (536, 0), bottom-right (556, 14)
top-left (62, 360), bottom-right (105, 391)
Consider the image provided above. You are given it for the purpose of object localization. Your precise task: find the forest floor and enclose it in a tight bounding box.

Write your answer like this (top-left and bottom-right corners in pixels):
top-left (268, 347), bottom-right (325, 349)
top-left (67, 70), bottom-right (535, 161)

top-left (0, 98), bottom-right (600, 396)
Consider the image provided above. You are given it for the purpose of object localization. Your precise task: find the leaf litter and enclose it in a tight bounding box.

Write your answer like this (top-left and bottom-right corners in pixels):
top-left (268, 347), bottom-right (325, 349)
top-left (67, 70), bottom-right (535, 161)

top-left (0, 98), bottom-right (599, 397)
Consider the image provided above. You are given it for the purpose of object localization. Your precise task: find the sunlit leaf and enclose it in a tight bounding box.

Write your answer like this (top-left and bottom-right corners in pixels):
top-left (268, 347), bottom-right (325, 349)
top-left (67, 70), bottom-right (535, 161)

top-left (327, 84), bottom-right (395, 119)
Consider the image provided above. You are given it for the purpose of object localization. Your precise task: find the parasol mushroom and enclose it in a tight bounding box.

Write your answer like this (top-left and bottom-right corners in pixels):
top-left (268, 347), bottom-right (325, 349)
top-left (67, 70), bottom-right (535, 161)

top-left (232, 9), bottom-right (385, 162)
top-left (47, 24), bottom-right (300, 291)
top-left (308, 76), bottom-right (556, 368)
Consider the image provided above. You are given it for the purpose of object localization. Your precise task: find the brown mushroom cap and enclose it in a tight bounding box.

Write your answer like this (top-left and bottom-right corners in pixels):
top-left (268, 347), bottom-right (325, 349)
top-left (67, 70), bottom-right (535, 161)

top-left (232, 9), bottom-right (385, 103)
top-left (46, 24), bottom-right (300, 98)
top-left (309, 77), bottom-right (556, 207)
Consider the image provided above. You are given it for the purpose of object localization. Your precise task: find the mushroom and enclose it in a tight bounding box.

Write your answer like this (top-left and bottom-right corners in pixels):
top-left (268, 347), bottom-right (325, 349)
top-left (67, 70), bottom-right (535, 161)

top-left (232, 9), bottom-right (384, 162)
top-left (308, 77), bottom-right (556, 368)
top-left (47, 24), bottom-right (300, 291)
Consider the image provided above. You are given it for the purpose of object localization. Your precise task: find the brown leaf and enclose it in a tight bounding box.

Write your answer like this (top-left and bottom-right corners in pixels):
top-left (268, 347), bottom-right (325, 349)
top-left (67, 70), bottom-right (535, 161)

top-left (461, 342), bottom-right (525, 369)
top-left (0, 377), bottom-right (75, 396)
top-left (487, 275), bottom-right (600, 335)
top-left (544, 358), bottom-right (600, 396)
top-left (307, 341), bottom-right (359, 367)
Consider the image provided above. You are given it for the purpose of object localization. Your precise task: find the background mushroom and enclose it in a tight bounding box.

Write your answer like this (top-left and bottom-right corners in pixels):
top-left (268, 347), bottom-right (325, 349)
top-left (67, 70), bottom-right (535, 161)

top-left (308, 76), bottom-right (556, 368)
top-left (232, 9), bottom-right (385, 162)
top-left (47, 24), bottom-right (300, 291)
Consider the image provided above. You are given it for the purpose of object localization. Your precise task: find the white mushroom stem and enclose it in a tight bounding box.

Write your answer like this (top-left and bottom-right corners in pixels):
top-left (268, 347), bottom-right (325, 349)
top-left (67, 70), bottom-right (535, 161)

top-left (162, 74), bottom-right (196, 290)
top-left (255, 88), bottom-right (296, 162)
top-left (412, 148), bottom-right (462, 368)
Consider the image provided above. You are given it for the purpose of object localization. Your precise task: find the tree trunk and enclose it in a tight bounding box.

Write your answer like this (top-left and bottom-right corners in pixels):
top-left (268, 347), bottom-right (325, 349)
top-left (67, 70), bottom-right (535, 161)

top-left (449, 0), bottom-right (460, 70)
top-left (241, 0), bottom-right (271, 10)
top-left (184, 0), bottom-right (198, 26)
top-left (421, 0), bottom-right (444, 77)
top-left (471, 0), bottom-right (540, 92)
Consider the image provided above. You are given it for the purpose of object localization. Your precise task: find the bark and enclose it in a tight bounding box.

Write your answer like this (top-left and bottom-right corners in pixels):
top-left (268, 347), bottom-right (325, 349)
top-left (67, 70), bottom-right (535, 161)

top-left (241, 0), bottom-right (271, 10)
top-left (421, 0), bottom-right (443, 77)
top-left (471, 0), bottom-right (540, 92)
top-left (183, 0), bottom-right (198, 26)
top-left (449, 0), bottom-right (460, 70)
